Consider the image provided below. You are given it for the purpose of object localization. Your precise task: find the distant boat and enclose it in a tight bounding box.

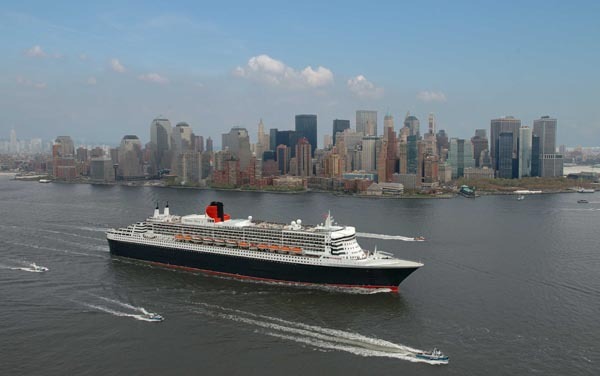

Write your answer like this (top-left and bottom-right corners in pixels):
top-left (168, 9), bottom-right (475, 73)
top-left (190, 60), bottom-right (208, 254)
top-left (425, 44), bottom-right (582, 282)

top-left (459, 185), bottom-right (477, 198)
top-left (29, 263), bottom-right (49, 272)
top-left (143, 312), bottom-right (164, 322)
top-left (415, 348), bottom-right (449, 363)
top-left (517, 195), bottom-right (525, 201)
top-left (577, 199), bottom-right (589, 204)
top-left (39, 179), bottom-right (52, 183)
top-left (577, 188), bottom-right (595, 193)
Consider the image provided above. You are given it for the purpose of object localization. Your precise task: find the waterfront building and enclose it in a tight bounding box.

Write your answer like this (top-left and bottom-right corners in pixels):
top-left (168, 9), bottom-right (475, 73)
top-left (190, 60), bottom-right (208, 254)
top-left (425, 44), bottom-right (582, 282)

top-left (118, 135), bottom-right (144, 180)
top-left (392, 173), bottom-right (417, 190)
top-left (490, 116), bottom-right (521, 176)
top-left (52, 136), bottom-right (76, 180)
top-left (276, 144), bottom-right (290, 175)
top-left (448, 138), bottom-right (475, 179)
top-left (404, 113), bottom-right (420, 138)
top-left (531, 135), bottom-right (541, 177)
top-left (533, 116), bottom-right (563, 177)
top-left (90, 156), bottom-right (115, 182)
top-left (361, 136), bottom-right (379, 172)
top-left (479, 149), bottom-right (492, 168)
top-left (471, 129), bottom-right (489, 167)
top-left (150, 117), bottom-right (173, 173)
top-left (497, 132), bottom-right (515, 179)
top-left (518, 127), bottom-right (532, 178)
top-left (177, 151), bottom-right (203, 184)
top-left (464, 167), bottom-right (494, 180)
top-left (295, 137), bottom-right (312, 177)
top-left (295, 114), bottom-right (317, 157)
top-left (438, 162), bottom-right (453, 183)
top-left (356, 110), bottom-right (377, 136)
top-left (436, 129), bottom-right (449, 160)
top-left (222, 127), bottom-right (252, 170)
top-left (332, 119), bottom-right (350, 145)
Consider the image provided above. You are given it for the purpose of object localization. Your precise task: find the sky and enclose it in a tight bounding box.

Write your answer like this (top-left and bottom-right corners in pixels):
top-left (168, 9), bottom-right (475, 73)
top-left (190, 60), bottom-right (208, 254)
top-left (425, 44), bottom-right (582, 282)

top-left (1, 0), bottom-right (599, 147)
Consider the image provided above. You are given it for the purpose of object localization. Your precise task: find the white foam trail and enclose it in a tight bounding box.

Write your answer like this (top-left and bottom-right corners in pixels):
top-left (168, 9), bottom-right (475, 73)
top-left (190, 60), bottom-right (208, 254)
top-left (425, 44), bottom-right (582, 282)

top-left (81, 303), bottom-right (158, 322)
top-left (1, 240), bottom-right (105, 259)
top-left (94, 295), bottom-right (147, 313)
top-left (192, 303), bottom-right (444, 365)
top-left (356, 232), bottom-right (424, 242)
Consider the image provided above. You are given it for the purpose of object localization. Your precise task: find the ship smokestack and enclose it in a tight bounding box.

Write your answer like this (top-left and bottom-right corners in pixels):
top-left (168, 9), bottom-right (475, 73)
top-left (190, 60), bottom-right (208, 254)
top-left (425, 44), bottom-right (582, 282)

top-left (164, 201), bottom-right (170, 216)
top-left (153, 202), bottom-right (159, 218)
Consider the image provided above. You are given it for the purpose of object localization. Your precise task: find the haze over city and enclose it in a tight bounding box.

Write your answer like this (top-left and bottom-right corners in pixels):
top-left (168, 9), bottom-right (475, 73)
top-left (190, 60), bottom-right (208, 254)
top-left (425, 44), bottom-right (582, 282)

top-left (2, 1), bottom-right (599, 146)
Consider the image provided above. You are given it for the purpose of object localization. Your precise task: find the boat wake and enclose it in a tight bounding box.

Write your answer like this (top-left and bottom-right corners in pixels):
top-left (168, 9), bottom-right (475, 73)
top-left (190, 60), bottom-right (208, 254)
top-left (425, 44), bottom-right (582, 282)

top-left (356, 232), bottom-right (424, 242)
top-left (78, 295), bottom-right (163, 322)
top-left (191, 303), bottom-right (445, 365)
top-left (1, 262), bottom-right (49, 273)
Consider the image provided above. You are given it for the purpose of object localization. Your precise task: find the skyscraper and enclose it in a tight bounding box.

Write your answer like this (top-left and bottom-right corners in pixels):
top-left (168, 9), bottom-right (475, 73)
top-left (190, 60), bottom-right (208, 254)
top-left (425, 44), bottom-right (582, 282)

top-left (518, 127), bottom-right (532, 178)
top-left (172, 122), bottom-right (193, 154)
top-left (498, 132), bottom-right (514, 179)
top-left (150, 117), bottom-right (172, 173)
top-left (332, 119), bottom-right (350, 145)
top-left (361, 136), bottom-right (379, 172)
top-left (222, 127), bottom-right (252, 169)
top-left (276, 144), bottom-right (290, 175)
top-left (471, 129), bottom-right (489, 168)
top-left (428, 113), bottom-right (436, 135)
top-left (295, 114), bottom-right (317, 157)
top-left (356, 110), bottom-right (377, 136)
top-left (295, 137), bottom-right (312, 177)
top-left (256, 119), bottom-right (270, 158)
top-left (206, 137), bottom-right (213, 152)
top-left (448, 138), bottom-right (475, 178)
top-left (407, 135), bottom-right (419, 174)
top-left (533, 116), bottom-right (563, 177)
top-left (10, 129), bottom-right (17, 154)
top-left (404, 112), bottom-right (420, 138)
top-left (384, 113), bottom-right (394, 132)
top-left (490, 116), bottom-right (521, 176)
top-left (118, 135), bottom-right (144, 179)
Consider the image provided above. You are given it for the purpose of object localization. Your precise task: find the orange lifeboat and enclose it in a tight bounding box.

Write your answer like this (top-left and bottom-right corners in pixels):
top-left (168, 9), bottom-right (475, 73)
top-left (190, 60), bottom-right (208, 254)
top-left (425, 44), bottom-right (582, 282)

top-left (280, 246), bottom-right (291, 253)
top-left (174, 234), bottom-right (184, 241)
top-left (183, 235), bottom-right (192, 242)
top-left (268, 245), bottom-right (280, 253)
top-left (290, 247), bottom-right (302, 253)
top-left (239, 242), bottom-right (249, 249)
top-left (257, 244), bottom-right (268, 251)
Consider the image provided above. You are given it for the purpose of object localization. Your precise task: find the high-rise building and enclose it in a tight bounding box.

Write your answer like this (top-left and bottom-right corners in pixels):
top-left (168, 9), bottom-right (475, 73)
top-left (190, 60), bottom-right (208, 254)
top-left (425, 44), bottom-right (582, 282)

top-left (404, 113), bottom-right (420, 138)
top-left (518, 127), bottom-right (532, 178)
top-left (361, 136), bottom-right (379, 172)
top-left (276, 144), bottom-right (290, 175)
top-left (90, 156), bottom-right (115, 182)
top-left (531, 135), bottom-right (541, 177)
top-left (332, 119), bottom-right (350, 145)
top-left (206, 137), bottom-right (213, 152)
top-left (222, 127), bottom-right (252, 169)
top-left (436, 129), bottom-right (449, 160)
top-left (53, 136), bottom-right (76, 180)
top-left (471, 129), bottom-right (489, 168)
top-left (497, 132), bottom-right (514, 179)
top-left (118, 135), bottom-right (144, 179)
top-left (54, 136), bottom-right (75, 157)
top-left (177, 151), bottom-right (203, 184)
top-left (295, 114), bottom-right (317, 157)
top-left (356, 110), bottom-right (377, 136)
top-left (150, 117), bottom-right (172, 173)
top-left (533, 116), bottom-right (563, 177)
top-left (172, 122), bottom-right (193, 154)
top-left (407, 135), bottom-right (419, 174)
top-left (428, 113), bottom-right (436, 135)
top-left (448, 138), bottom-right (475, 179)
top-left (490, 117), bottom-right (521, 175)
top-left (256, 119), bottom-right (270, 158)
top-left (10, 129), bottom-right (17, 154)
top-left (295, 137), bottom-right (312, 177)
top-left (384, 113), bottom-right (394, 132)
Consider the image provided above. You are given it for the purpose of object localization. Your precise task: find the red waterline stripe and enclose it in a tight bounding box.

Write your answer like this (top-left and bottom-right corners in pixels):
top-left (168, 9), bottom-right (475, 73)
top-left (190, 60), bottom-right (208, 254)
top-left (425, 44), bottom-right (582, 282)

top-left (146, 260), bottom-right (399, 293)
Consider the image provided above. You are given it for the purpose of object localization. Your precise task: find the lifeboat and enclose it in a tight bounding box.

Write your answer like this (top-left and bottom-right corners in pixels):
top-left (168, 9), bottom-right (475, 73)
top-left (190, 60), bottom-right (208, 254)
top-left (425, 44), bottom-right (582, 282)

top-left (174, 234), bottom-right (184, 241)
top-left (268, 245), bottom-right (280, 253)
top-left (225, 239), bottom-right (237, 248)
top-left (191, 236), bottom-right (202, 243)
top-left (183, 235), bottom-right (192, 242)
top-left (214, 239), bottom-right (225, 246)
top-left (249, 244), bottom-right (258, 251)
top-left (290, 247), bottom-right (302, 253)
top-left (280, 246), bottom-right (291, 254)
top-left (239, 242), bottom-right (250, 249)
top-left (257, 244), bottom-right (268, 251)
top-left (203, 237), bottom-right (214, 245)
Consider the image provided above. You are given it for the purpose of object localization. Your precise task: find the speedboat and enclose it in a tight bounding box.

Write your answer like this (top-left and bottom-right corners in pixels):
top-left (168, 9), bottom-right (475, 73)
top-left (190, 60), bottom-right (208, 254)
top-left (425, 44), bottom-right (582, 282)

top-left (517, 195), bottom-right (525, 201)
top-left (577, 199), bottom-right (589, 204)
top-left (144, 313), bottom-right (164, 322)
top-left (415, 348), bottom-right (449, 363)
top-left (29, 263), bottom-right (49, 272)
top-left (577, 188), bottom-right (595, 193)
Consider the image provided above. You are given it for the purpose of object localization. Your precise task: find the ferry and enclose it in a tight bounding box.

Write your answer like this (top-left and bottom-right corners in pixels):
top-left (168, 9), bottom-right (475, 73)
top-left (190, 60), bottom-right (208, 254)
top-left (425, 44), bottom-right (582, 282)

top-left (106, 201), bottom-right (423, 292)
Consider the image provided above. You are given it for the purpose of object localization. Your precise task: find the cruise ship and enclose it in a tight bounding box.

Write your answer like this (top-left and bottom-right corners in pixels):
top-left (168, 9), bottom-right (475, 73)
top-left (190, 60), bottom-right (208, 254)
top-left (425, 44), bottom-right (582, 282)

top-left (106, 202), bottom-right (423, 292)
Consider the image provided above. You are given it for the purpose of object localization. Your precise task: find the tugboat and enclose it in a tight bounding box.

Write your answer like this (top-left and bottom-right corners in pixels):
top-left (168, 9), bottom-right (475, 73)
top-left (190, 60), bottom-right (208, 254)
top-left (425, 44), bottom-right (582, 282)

top-left (415, 348), bottom-right (449, 363)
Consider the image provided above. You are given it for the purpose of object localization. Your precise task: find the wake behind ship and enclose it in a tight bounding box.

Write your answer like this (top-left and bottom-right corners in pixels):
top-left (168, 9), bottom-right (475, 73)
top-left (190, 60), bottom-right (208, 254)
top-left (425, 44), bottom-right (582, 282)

top-left (106, 201), bottom-right (423, 292)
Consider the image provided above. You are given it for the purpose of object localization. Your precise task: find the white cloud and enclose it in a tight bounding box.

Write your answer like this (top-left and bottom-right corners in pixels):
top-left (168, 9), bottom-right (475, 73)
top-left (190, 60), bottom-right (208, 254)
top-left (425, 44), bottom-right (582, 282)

top-left (347, 75), bottom-right (384, 99)
top-left (110, 58), bottom-right (126, 73)
top-left (16, 75), bottom-right (46, 89)
top-left (234, 54), bottom-right (333, 89)
top-left (87, 76), bottom-right (97, 85)
top-left (138, 73), bottom-right (169, 84)
top-left (416, 90), bottom-right (447, 103)
top-left (25, 45), bottom-right (46, 58)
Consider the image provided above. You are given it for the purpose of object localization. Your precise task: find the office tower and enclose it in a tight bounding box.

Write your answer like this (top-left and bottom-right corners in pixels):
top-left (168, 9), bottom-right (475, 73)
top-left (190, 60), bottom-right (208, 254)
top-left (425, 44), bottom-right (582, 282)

top-left (256, 119), bottom-right (270, 158)
top-left (533, 116), bottom-right (563, 177)
top-left (518, 127), bottom-right (532, 178)
top-left (404, 112), bottom-right (420, 138)
top-left (295, 114), bottom-right (317, 157)
top-left (531, 135), bottom-right (541, 177)
top-left (332, 119), bottom-right (350, 145)
top-left (90, 156), bottom-right (115, 182)
top-left (323, 135), bottom-right (332, 149)
top-left (497, 132), bottom-right (514, 179)
top-left (150, 117), bottom-right (172, 172)
top-left (276, 144), bottom-right (290, 175)
top-left (205, 137), bottom-right (213, 152)
top-left (194, 135), bottom-right (204, 153)
top-left (384, 113), bottom-right (394, 132)
top-left (295, 137), bottom-right (312, 177)
top-left (269, 128), bottom-right (278, 151)
top-left (172, 122), bottom-right (193, 154)
top-left (428, 113), bottom-right (436, 135)
top-left (222, 127), bottom-right (252, 169)
top-left (54, 136), bottom-right (75, 157)
top-left (407, 135), bottom-right (418, 174)
top-left (471, 129), bottom-right (489, 168)
top-left (361, 136), bottom-right (379, 172)
top-left (490, 116), bottom-right (521, 175)
top-left (118, 135), bottom-right (144, 179)
top-left (177, 151), bottom-right (203, 184)
top-left (436, 129), bottom-right (449, 159)
top-left (448, 138), bottom-right (475, 179)
top-left (356, 110), bottom-right (377, 136)
top-left (479, 149), bottom-right (492, 168)
top-left (76, 147), bottom-right (88, 162)
top-left (52, 136), bottom-right (76, 180)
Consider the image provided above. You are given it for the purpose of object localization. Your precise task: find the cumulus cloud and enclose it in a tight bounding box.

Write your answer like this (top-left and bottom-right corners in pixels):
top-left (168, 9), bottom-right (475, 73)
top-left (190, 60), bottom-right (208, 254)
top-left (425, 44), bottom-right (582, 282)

top-left (25, 45), bottom-right (46, 58)
top-left (416, 90), bottom-right (447, 103)
top-left (110, 58), bottom-right (126, 73)
top-left (87, 76), bottom-right (97, 85)
top-left (138, 73), bottom-right (169, 84)
top-left (234, 54), bottom-right (333, 89)
top-left (347, 75), bottom-right (384, 99)
top-left (16, 75), bottom-right (46, 89)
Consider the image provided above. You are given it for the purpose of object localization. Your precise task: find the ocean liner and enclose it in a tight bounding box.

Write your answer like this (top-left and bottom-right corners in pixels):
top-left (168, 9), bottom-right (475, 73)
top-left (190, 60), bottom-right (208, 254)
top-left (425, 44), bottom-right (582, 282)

top-left (106, 202), bottom-right (423, 292)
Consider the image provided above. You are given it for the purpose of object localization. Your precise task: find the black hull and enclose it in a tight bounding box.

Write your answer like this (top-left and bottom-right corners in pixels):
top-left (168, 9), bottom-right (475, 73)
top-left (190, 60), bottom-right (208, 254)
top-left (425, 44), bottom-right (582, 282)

top-left (107, 239), bottom-right (419, 291)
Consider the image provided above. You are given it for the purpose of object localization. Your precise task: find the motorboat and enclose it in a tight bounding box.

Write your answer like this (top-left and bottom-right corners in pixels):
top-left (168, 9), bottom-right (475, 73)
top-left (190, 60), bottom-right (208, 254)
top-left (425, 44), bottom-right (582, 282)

top-left (144, 313), bottom-right (164, 322)
top-left (517, 195), bottom-right (525, 201)
top-left (415, 348), bottom-right (449, 363)
top-left (29, 263), bottom-right (49, 272)
top-left (577, 199), bottom-right (589, 204)
top-left (577, 188), bottom-right (595, 193)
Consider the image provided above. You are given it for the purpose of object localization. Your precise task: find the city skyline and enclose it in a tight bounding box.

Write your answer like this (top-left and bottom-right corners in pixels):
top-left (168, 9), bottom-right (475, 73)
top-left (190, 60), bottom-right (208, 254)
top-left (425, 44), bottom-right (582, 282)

top-left (2, 2), bottom-right (600, 146)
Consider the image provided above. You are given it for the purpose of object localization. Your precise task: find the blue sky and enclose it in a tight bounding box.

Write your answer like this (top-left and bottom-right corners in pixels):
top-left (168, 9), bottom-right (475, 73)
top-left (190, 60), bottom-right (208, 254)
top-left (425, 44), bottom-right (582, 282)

top-left (1, 1), bottom-right (599, 146)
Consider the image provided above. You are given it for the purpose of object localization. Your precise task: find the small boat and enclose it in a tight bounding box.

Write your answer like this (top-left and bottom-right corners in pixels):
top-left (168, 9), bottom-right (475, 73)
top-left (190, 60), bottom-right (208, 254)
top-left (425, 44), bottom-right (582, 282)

top-left (415, 348), bottom-right (449, 363)
top-left (29, 263), bottom-right (49, 272)
top-left (517, 195), bottom-right (525, 201)
top-left (214, 239), bottom-right (225, 246)
top-left (249, 244), bottom-right (258, 251)
top-left (39, 179), bottom-right (52, 183)
top-left (225, 239), bottom-right (237, 247)
top-left (290, 247), bottom-right (302, 253)
top-left (578, 199), bottom-right (589, 204)
top-left (414, 236), bottom-right (426, 241)
top-left (144, 313), bottom-right (164, 322)
top-left (174, 234), bottom-right (184, 241)
top-left (577, 188), bottom-right (595, 193)
top-left (183, 235), bottom-right (192, 242)
top-left (191, 236), bottom-right (202, 243)
top-left (203, 237), bottom-right (214, 245)
top-left (238, 242), bottom-right (250, 249)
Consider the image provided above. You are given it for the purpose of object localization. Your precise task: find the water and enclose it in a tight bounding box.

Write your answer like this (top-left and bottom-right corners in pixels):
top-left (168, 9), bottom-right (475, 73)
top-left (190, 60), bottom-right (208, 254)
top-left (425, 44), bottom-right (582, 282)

top-left (0, 176), bottom-right (599, 375)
